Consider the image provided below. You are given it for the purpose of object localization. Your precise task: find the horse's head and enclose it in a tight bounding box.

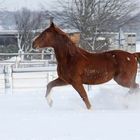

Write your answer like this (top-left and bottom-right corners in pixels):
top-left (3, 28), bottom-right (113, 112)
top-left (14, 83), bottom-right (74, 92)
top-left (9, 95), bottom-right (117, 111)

top-left (32, 22), bottom-right (56, 49)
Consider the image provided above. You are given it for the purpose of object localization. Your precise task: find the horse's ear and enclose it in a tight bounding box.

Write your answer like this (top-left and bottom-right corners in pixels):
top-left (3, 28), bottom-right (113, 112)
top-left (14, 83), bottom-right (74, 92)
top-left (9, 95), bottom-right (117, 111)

top-left (50, 17), bottom-right (55, 28)
top-left (50, 22), bottom-right (55, 28)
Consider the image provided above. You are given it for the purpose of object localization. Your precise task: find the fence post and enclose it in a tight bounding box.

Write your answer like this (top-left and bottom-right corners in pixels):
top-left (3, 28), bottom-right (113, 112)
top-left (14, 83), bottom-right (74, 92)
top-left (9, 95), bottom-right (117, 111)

top-left (41, 50), bottom-right (45, 60)
top-left (4, 65), bottom-right (12, 89)
top-left (18, 49), bottom-right (24, 60)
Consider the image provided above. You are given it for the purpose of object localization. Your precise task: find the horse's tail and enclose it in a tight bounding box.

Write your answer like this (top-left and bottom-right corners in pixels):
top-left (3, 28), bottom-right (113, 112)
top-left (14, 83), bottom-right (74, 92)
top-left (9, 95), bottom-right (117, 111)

top-left (134, 52), bottom-right (140, 63)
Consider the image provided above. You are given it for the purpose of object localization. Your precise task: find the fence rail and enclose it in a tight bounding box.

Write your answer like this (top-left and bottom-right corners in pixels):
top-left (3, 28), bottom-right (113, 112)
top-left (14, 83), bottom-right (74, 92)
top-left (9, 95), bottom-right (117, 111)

top-left (0, 52), bottom-right (56, 63)
top-left (0, 52), bottom-right (54, 55)
top-left (12, 66), bottom-right (57, 73)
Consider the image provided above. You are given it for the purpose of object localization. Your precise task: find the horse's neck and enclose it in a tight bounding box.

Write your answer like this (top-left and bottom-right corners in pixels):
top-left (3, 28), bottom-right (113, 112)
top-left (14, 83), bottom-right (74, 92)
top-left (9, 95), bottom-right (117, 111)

top-left (53, 42), bottom-right (77, 64)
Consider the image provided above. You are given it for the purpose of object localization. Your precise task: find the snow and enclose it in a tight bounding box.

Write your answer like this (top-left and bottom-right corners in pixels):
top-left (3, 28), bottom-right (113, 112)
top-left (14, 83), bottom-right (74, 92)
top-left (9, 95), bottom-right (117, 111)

top-left (0, 43), bottom-right (140, 140)
top-left (0, 73), bottom-right (140, 140)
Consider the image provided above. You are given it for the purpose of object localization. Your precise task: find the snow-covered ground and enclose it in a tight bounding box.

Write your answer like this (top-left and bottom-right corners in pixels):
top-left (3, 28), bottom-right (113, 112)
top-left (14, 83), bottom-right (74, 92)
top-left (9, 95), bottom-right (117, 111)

top-left (0, 78), bottom-right (140, 140)
top-left (0, 43), bottom-right (140, 140)
top-left (0, 74), bottom-right (140, 140)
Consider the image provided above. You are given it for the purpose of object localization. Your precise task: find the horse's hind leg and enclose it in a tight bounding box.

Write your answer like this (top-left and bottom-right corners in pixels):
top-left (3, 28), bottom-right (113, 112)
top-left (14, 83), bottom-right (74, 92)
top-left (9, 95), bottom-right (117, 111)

top-left (114, 73), bottom-right (139, 90)
top-left (128, 74), bottom-right (139, 93)
top-left (46, 78), bottom-right (68, 106)
top-left (71, 82), bottom-right (91, 109)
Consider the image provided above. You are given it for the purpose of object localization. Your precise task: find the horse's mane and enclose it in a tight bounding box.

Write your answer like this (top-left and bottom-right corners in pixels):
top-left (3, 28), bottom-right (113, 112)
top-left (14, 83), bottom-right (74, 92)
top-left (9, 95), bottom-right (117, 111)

top-left (54, 26), bottom-right (75, 44)
top-left (51, 25), bottom-right (79, 56)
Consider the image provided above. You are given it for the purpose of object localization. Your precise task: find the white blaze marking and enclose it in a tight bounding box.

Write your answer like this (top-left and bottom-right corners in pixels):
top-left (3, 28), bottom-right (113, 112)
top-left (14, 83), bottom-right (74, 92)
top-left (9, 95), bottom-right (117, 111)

top-left (127, 57), bottom-right (130, 61)
top-left (46, 94), bottom-right (53, 107)
top-left (112, 55), bottom-right (115, 58)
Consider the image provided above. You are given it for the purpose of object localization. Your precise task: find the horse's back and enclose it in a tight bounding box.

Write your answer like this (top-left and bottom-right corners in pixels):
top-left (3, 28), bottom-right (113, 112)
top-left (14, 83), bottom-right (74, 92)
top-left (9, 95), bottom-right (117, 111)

top-left (78, 49), bottom-right (137, 71)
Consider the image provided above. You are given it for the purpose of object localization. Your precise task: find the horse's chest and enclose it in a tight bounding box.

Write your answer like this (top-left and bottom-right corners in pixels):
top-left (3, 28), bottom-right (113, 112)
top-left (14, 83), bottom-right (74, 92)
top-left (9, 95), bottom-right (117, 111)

top-left (57, 65), bottom-right (71, 79)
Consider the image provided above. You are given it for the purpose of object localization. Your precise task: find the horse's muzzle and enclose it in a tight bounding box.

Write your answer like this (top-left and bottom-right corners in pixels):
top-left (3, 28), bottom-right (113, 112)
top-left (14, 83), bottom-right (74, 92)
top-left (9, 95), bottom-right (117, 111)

top-left (32, 41), bottom-right (36, 49)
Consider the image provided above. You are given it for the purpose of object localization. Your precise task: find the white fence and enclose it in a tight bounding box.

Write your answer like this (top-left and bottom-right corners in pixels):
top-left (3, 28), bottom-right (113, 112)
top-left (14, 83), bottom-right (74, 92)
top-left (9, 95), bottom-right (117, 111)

top-left (0, 65), bottom-right (57, 89)
top-left (0, 52), bottom-right (57, 90)
top-left (12, 67), bottom-right (57, 89)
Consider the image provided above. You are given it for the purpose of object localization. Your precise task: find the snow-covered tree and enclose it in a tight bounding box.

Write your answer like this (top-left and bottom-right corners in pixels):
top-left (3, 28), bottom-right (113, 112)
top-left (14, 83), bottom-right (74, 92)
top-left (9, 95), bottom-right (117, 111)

top-left (14, 8), bottom-right (45, 52)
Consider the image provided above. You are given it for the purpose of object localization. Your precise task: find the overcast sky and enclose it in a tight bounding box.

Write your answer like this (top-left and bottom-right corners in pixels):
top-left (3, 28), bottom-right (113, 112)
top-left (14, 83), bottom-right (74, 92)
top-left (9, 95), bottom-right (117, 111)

top-left (1, 0), bottom-right (58, 11)
top-left (1, 0), bottom-right (140, 11)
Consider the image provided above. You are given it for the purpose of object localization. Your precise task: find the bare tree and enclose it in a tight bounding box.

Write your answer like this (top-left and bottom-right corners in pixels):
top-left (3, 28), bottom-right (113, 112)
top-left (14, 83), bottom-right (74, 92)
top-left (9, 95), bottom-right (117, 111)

top-left (55, 0), bottom-right (138, 51)
top-left (14, 8), bottom-right (45, 52)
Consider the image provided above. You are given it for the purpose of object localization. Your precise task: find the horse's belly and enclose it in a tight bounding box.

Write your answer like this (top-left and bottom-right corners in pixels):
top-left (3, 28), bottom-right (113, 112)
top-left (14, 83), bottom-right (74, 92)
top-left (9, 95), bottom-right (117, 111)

top-left (82, 70), bottom-right (114, 85)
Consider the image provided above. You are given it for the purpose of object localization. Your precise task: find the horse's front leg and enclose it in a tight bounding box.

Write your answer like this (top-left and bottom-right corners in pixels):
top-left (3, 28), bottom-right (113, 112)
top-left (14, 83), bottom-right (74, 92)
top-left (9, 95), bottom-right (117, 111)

top-left (71, 82), bottom-right (91, 109)
top-left (46, 78), bottom-right (67, 107)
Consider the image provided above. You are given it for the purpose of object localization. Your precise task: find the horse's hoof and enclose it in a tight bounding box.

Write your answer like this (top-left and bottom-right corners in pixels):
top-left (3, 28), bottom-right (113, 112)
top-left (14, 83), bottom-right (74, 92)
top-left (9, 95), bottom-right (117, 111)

top-left (88, 106), bottom-right (93, 111)
top-left (87, 105), bottom-right (92, 110)
top-left (45, 96), bottom-right (53, 107)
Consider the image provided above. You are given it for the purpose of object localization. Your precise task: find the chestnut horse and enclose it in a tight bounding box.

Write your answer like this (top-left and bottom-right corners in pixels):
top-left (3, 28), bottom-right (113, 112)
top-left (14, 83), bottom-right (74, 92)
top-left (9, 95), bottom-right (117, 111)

top-left (32, 22), bottom-right (140, 109)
